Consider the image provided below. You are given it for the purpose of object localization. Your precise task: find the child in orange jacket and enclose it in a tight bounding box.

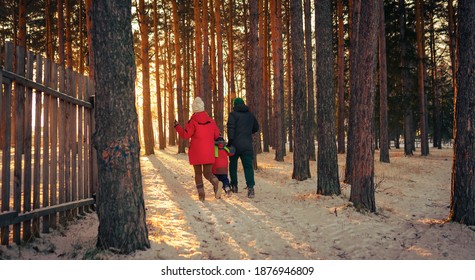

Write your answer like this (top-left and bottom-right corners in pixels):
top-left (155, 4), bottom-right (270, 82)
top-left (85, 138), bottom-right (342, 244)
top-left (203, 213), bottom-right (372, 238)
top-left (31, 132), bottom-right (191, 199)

top-left (212, 136), bottom-right (235, 195)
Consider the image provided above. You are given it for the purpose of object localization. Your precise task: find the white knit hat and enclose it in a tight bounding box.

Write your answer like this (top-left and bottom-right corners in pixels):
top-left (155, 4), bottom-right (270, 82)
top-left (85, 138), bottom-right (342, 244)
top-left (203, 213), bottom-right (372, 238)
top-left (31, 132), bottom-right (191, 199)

top-left (192, 97), bottom-right (205, 113)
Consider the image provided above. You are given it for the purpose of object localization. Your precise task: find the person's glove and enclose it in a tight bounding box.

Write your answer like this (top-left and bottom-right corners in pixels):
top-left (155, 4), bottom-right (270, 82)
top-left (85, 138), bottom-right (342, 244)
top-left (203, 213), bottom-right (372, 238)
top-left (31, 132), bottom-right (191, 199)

top-left (173, 120), bottom-right (179, 127)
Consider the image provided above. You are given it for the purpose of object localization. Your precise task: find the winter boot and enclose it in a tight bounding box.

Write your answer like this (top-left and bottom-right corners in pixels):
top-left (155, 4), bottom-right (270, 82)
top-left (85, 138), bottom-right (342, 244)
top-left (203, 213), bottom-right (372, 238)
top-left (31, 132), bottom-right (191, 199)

top-left (230, 183), bottom-right (238, 193)
top-left (196, 184), bottom-right (205, 201)
top-left (212, 178), bottom-right (223, 199)
top-left (224, 184), bottom-right (232, 195)
top-left (247, 185), bottom-right (255, 198)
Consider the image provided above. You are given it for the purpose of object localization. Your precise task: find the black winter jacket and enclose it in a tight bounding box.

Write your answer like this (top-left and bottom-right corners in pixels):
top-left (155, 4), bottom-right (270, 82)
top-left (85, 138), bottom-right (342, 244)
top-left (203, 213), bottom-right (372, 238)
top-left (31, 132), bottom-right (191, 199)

top-left (226, 103), bottom-right (259, 155)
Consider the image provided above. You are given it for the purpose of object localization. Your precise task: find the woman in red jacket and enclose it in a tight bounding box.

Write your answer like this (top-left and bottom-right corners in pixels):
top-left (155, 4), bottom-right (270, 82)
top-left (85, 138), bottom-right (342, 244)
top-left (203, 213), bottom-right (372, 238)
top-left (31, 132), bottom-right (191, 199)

top-left (174, 97), bottom-right (223, 201)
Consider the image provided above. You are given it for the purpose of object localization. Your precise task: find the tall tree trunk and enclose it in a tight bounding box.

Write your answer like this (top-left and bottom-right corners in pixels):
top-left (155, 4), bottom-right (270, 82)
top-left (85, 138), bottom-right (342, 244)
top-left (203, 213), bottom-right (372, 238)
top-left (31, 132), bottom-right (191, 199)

top-left (244, 2), bottom-right (250, 98)
top-left (448, 0), bottom-right (457, 107)
top-left (286, 0), bottom-right (292, 154)
top-left (249, 0), bottom-right (261, 169)
top-left (226, 0), bottom-right (236, 113)
top-left (337, 0), bottom-right (346, 154)
top-left (316, 0), bottom-right (340, 195)
top-left (162, 3), bottom-right (169, 146)
top-left (171, 0), bottom-right (185, 153)
top-left (215, 0), bottom-right (225, 132)
top-left (305, 0), bottom-right (316, 161)
top-left (46, 0), bottom-right (54, 60)
top-left (58, 0), bottom-right (65, 66)
top-left (261, 0), bottom-right (270, 153)
top-left (429, 0), bottom-right (441, 149)
top-left (270, 0), bottom-right (285, 161)
top-left (344, 0), bottom-right (355, 183)
top-left (86, 0), bottom-right (94, 79)
top-left (164, 8), bottom-right (176, 146)
top-left (290, 0), bottom-right (310, 181)
top-left (91, 0), bottom-right (150, 253)
top-left (450, 0), bottom-right (475, 225)
top-left (379, 0), bottom-right (390, 163)
top-left (65, 0), bottom-right (73, 69)
top-left (18, 0), bottom-right (27, 48)
top-left (184, 0), bottom-right (192, 123)
top-left (210, 0), bottom-right (217, 117)
top-left (400, 0), bottom-right (413, 156)
top-left (153, 0), bottom-right (165, 150)
top-left (194, 0), bottom-right (203, 98)
top-left (348, 0), bottom-right (378, 212)
top-left (202, 0), bottom-right (212, 112)
top-left (139, 0), bottom-right (155, 155)
top-left (79, 0), bottom-right (85, 74)
top-left (415, 0), bottom-right (429, 156)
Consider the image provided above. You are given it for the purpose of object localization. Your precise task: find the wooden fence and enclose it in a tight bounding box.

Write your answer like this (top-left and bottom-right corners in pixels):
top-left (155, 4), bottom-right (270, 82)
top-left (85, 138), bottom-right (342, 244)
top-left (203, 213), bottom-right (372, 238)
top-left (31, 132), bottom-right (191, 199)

top-left (0, 42), bottom-right (96, 245)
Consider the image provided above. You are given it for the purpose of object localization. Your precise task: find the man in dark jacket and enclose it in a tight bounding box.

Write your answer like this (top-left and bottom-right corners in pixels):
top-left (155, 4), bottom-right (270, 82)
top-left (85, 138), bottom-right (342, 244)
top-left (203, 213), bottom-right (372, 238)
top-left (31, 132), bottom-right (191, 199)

top-left (226, 97), bottom-right (259, 198)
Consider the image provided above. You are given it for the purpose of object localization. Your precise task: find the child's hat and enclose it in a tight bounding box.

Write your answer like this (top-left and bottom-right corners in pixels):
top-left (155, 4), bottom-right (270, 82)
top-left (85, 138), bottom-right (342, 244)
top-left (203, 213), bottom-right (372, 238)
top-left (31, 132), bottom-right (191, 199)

top-left (215, 136), bottom-right (225, 147)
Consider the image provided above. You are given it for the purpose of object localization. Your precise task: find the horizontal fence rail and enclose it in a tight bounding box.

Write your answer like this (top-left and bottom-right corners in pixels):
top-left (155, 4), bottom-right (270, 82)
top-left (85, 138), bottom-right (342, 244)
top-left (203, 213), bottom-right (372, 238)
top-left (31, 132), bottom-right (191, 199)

top-left (0, 42), bottom-right (96, 245)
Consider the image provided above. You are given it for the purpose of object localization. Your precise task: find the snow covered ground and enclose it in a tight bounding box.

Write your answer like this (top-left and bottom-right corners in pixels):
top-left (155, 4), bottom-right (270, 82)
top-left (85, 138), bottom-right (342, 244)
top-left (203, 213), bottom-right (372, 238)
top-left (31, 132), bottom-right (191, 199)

top-left (1, 146), bottom-right (474, 260)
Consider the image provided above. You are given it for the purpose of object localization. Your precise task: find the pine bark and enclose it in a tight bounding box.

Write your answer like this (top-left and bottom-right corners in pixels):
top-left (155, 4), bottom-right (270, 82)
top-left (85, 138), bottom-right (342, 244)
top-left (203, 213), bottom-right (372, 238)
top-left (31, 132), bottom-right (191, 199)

top-left (79, 0), bottom-right (85, 74)
top-left (194, 0), bottom-right (203, 98)
top-left (337, 0), bottom-right (346, 154)
top-left (211, 0), bottom-right (217, 117)
top-left (261, 0), bottom-right (270, 153)
top-left (415, 0), bottom-right (429, 156)
top-left (448, 0), bottom-right (457, 101)
top-left (65, 0), bottom-right (73, 69)
top-left (290, 0), bottom-right (310, 181)
top-left (315, 0), bottom-right (340, 195)
top-left (249, 0), bottom-right (261, 169)
top-left (400, 0), bottom-right (413, 156)
top-left (345, 0), bottom-right (355, 183)
top-left (347, 0), bottom-right (378, 212)
top-left (286, 0), bottom-right (292, 154)
top-left (57, 0), bottom-right (65, 66)
top-left (91, 0), bottom-right (150, 253)
top-left (270, 0), bottom-right (285, 162)
top-left (46, 0), bottom-right (54, 60)
top-left (18, 0), bottom-right (27, 47)
top-left (171, 0), bottom-right (185, 153)
top-left (164, 8), bottom-right (176, 146)
top-left (226, 0), bottom-right (236, 113)
top-left (214, 0), bottom-right (225, 132)
top-left (450, 0), bottom-right (475, 225)
top-left (86, 0), bottom-right (94, 79)
top-left (305, 0), bottom-right (315, 162)
top-left (153, 0), bottom-right (165, 150)
top-left (139, 0), bottom-right (155, 155)
top-left (379, 0), bottom-right (389, 163)
top-left (202, 0), bottom-right (212, 112)
top-left (429, 1), bottom-right (441, 149)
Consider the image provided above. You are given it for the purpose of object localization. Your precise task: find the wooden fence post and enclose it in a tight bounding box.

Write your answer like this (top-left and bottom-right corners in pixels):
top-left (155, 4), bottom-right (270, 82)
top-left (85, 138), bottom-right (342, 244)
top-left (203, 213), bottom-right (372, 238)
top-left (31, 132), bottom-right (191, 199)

top-left (1, 42), bottom-right (95, 241)
top-left (77, 75), bottom-right (84, 215)
top-left (49, 61), bottom-right (58, 230)
top-left (13, 45), bottom-right (26, 244)
top-left (1, 42), bottom-right (14, 245)
top-left (41, 55), bottom-right (51, 234)
top-left (22, 51), bottom-right (34, 242)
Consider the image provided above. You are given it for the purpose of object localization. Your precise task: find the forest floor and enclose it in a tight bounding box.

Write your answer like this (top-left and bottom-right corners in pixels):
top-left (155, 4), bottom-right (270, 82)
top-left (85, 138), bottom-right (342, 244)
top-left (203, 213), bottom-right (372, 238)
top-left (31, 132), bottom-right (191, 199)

top-left (1, 146), bottom-right (475, 260)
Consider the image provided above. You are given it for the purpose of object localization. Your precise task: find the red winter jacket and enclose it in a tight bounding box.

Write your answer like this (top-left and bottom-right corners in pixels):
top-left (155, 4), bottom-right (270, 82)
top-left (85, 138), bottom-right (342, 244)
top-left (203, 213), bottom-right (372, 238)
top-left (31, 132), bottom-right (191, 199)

top-left (175, 112), bottom-right (220, 165)
top-left (212, 145), bottom-right (231, 175)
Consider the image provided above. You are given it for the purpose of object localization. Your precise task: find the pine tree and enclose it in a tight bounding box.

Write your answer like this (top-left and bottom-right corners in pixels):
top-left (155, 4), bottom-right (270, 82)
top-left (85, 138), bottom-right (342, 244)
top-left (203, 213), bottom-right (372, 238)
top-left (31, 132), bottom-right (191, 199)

top-left (91, 0), bottom-right (150, 253)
